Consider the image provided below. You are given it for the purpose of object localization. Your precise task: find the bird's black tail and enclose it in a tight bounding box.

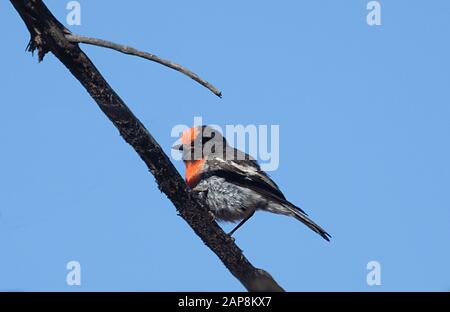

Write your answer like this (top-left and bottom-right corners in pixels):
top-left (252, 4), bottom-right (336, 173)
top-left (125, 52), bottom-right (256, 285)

top-left (282, 203), bottom-right (331, 241)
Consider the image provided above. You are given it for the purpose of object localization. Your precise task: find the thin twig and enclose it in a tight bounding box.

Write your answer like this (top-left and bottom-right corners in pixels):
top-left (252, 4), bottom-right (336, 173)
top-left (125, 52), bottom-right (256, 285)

top-left (65, 33), bottom-right (222, 98)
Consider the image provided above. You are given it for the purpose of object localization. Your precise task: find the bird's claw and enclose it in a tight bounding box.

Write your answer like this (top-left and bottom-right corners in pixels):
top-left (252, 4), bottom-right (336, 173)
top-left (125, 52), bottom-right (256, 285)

top-left (192, 186), bottom-right (208, 193)
top-left (208, 211), bottom-right (216, 222)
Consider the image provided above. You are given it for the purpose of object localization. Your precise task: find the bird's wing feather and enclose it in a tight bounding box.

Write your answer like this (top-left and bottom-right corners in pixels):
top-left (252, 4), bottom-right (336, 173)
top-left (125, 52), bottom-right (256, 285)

top-left (202, 157), bottom-right (308, 215)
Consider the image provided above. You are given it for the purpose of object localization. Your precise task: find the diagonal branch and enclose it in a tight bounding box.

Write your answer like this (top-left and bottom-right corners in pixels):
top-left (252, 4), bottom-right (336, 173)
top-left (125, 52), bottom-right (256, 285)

top-left (64, 34), bottom-right (222, 98)
top-left (9, 0), bottom-right (284, 292)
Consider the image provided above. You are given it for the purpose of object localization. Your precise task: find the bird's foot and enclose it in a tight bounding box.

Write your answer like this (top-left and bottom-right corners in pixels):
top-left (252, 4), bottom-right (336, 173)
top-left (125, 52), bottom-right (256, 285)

top-left (208, 210), bottom-right (216, 222)
top-left (192, 185), bottom-right (208, 193)
top-left (192, 186), bottom-right (208, 200)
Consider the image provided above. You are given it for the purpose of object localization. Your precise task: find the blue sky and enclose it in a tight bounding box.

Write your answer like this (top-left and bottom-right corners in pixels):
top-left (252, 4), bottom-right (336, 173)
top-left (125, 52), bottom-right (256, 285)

top-left (1, 1), bottom-right (449, 291)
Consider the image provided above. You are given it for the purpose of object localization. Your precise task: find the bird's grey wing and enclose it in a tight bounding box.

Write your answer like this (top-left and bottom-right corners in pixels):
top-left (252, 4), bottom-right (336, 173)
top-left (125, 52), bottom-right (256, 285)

top-left (202, 158), bottom-right (308, 215)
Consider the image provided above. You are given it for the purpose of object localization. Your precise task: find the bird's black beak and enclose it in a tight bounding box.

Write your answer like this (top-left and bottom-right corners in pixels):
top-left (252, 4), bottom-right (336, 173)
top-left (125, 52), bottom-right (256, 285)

top-left (172, 143), bottom-right (183, 151)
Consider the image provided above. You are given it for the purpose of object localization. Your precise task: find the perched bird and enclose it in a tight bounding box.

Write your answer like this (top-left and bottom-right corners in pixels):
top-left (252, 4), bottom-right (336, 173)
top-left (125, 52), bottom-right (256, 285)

top-left (173, 125), bottom-right (331, 241)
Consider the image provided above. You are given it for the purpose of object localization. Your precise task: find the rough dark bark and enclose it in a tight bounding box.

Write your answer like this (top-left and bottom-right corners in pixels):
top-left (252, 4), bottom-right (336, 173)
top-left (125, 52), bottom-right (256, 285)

top-left (9, 0), bottom-right (284, 292)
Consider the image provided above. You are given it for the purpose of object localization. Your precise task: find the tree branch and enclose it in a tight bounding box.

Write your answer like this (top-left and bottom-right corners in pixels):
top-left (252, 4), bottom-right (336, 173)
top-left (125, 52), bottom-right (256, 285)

top-left (9, 0), bottom-right (284, 292)
top-left (65, 33), bottom-right (222, 98)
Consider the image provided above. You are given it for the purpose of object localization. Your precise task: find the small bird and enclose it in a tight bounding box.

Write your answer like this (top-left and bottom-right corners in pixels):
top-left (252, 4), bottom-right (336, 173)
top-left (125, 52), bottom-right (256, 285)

top-left (173, 125), bottom-right (331, 241)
